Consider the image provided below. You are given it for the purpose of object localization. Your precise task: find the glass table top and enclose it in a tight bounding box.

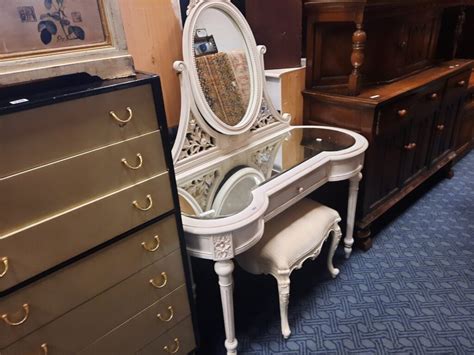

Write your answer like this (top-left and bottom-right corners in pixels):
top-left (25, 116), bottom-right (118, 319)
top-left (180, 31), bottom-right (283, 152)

top-left (178, 127), bottom-right (356, 219)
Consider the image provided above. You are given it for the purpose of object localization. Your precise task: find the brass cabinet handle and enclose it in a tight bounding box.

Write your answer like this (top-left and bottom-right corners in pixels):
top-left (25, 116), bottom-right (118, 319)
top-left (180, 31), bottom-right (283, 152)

top-left (41, 343), bottom-right (48, 355)
top-left (141, 235), bottom-right (160, 252)
top-left (457, 80), bottom-right (466, 87)
top-left (133, 194), bottom-right (153, 211)
top-left (397, 109), bottom-right (408, 117)
top-left (429, 93), bottom-right (438, 100)
top-left (437, 124), bottom-right (445, 131)
top-left (0, 257), bottom-right (8, 278)
top-left (2, 303), bottom-right (30, 326)
top-left (157, 306), bottom-right (174, 322)
top-left (164, 338), bottom-right (180, 354)
top-left (122, 153), bottom-right (143, 170)
top-left (404, 143), bottom-right (417, 151)
top-left (109, 107), bottom-right (133, 126)
top-left (150, 272), bottom-right (168, 289)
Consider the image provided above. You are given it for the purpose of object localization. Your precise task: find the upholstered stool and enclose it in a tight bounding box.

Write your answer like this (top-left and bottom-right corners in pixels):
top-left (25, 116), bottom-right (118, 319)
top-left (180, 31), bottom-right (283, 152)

top-left (236, 198), bottom-right (342, 339)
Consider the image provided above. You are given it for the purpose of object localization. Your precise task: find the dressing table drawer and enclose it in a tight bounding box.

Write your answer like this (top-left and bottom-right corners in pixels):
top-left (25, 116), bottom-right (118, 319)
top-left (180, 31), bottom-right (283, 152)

top-left (267, 168), bottom-right (327, 218)
top-left (0, 249), bottom-right (185, 348)
top-left (78, 285), bottom-right (191, 355)
top-left (0, 84), bottom-right (159, 178)
top-left (0, 172), bottom-right (174, 292)
top-left (1, 273), bottom-right (189, 355)
top-left (137, 316), bottom-right (196, 355)
top-left (1, 130), bottom-right (167, 236)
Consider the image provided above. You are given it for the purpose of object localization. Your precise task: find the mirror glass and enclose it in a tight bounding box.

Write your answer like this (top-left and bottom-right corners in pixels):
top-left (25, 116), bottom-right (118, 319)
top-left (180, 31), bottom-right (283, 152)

top-left (193, 8), bottom-right (251, 127)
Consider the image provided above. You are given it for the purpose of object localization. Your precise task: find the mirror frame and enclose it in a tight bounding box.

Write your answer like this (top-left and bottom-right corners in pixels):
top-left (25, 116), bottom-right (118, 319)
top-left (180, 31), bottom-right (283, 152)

top-left (182, 0), bottom-right (263, 135)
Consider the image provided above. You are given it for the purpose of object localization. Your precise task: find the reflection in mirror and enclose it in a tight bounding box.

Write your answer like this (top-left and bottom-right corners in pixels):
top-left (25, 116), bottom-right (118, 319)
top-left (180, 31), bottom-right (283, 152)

top-left (193, 8), bottom-right (251, 126)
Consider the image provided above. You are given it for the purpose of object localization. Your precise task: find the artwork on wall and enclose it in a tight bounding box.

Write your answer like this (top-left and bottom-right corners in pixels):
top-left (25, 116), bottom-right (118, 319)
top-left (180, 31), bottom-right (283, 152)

top-left (0, 0), bottom-right (108, 58)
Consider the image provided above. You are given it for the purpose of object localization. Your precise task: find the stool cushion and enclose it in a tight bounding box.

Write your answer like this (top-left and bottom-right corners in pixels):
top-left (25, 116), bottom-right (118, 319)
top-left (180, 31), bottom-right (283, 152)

top-left (237, 199), bottom-right (341, 274)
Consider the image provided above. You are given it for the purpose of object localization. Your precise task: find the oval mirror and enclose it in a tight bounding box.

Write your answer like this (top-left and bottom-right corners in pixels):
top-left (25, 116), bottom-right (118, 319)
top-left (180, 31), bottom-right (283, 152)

top-left (184, 1), bottom-right (263, 135)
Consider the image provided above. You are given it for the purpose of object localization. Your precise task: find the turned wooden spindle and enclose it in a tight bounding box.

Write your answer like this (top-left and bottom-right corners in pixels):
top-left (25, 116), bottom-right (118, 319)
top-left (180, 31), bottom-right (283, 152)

top-left (348, 24), bottom-right (367, 96)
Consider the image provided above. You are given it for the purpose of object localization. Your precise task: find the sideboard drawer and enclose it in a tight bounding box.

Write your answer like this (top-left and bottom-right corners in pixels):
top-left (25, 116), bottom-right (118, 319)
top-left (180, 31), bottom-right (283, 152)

top-left (1, 130), bottom-right (167, 236)
top-left (446, 70), bottom-right (471, 94)
top-left (376, 94), bottom-right (417, 134)
top-left (0, 84), bottom-right (159, 178)
top-left (78, 285), bottom-right (191, 355)
top-left (137, 316), bottom-right (196, 355)
top-left (0, 248), bottom-right (185, 348)
top-left (1, 272), bottom-right (188, 354)
top-left (0, 172), bottom-right (174, 292)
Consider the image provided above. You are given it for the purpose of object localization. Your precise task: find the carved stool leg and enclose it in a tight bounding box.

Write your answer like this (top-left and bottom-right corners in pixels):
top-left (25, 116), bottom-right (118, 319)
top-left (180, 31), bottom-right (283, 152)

top-left (345, 172), bottom-right (362, 259)
top-left (328, 224), bottom-right (342, 278)
top-left (276, 274), bottom-right (291, 339)
top-left (214, 260), bottom-right (238, 355)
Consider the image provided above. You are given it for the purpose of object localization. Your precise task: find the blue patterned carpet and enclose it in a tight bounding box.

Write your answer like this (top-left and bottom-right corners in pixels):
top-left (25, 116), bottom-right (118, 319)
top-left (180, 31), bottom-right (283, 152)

top-left (194, 152), bottom-right (474, 355)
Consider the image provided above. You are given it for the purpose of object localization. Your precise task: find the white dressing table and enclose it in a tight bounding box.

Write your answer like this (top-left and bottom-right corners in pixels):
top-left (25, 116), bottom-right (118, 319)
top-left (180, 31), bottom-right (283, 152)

top-left (172, 1), bottom-right (369, 354)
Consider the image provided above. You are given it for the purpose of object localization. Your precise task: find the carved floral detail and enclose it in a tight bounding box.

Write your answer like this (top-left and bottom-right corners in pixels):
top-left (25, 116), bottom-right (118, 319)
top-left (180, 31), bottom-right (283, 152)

top-left (178, 114), bottom-right (216, 161)
top-left (213, 234), bottom-right (234, 260)
top-left (251, 143), bottom-right (278, 177)
top-left (180, 170), bottom-right (219, 211)
top-left (186, 0), bottom-right (201, 15)
top-left (251, 98), bottom-right (277, 131)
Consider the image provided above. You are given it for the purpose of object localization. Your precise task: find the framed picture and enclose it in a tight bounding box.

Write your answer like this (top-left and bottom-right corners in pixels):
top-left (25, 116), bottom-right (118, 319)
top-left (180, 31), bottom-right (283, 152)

top-left (0, 0), bottom-right (135, 86)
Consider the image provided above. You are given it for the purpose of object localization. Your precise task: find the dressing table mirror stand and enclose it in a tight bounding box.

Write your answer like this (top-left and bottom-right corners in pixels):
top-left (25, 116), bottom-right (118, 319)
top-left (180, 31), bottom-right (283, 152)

top-left (172, 1), bottom-right (369, 354)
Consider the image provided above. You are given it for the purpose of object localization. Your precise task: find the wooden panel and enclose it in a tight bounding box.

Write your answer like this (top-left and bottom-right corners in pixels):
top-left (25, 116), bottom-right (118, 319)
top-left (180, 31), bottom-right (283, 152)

top-left (1, 131), bottom-right (166, 236)
top-left (0, 172), bottom-right (173, 292)
top-left (78, 286), bottom-right (191, 355)
top-left (2, 278), bottom-right (189, 355)
top-left (0, 84), bottom-right (159, 178)
top-left (119, 0), bottom-right (183, 128)
top-left (0, 247), bottom-right (184, 348)
top-left (137, 316), bottom-right (196, 355)
top-left (281, 67), bottom-right (305, 125)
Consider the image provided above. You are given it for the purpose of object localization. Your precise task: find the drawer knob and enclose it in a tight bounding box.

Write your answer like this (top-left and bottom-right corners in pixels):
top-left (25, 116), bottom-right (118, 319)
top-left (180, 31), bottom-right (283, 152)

top-left (41, 343), bottom-right (48, 355)
top-left (0, 257), bottom-right (8, 278)
top-left (404, 143), bottom-right (417, 151)
top-left (1, 303), bottom-right (30, 326)
top-left (164, 338), bottom-right (180, 354)
top-left (429, 93), bottom-right (438, 100)
top-left (157, 305), bottom-right (174, 322)
top-left (133, 194), bottom-right (153, 211)
top-left (397, 109), bottom-right (408, 117)
top-left (457, 80), bottom-right (466, 87)
top-left (141, 235), bottom-right (161, 252)
top-left (122, 153), bottom-right (143, 170)
top-left (150, 272), bottom-right (168, 289)
top-left (298, 187), bottom-right (304, 193)
top-left (437, 124), bottom-right (445, 131)
top-left (109, 107), bottom-right (133, 126)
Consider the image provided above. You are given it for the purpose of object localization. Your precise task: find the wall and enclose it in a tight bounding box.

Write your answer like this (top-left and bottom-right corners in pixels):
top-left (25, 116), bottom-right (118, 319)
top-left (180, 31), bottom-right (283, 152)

top-left (119, 0), bottom-right (183, 128)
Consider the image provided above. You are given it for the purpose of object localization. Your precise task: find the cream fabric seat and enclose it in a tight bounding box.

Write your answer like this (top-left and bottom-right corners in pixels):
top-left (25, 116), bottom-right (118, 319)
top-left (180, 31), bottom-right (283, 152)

top-left (237, 198), bottom-right (342, 339)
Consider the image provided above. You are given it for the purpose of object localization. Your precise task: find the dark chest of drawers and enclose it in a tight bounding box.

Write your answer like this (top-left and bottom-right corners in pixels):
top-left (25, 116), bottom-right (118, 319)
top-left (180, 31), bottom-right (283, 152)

top-left (0, 74), bottom-right (197, 354)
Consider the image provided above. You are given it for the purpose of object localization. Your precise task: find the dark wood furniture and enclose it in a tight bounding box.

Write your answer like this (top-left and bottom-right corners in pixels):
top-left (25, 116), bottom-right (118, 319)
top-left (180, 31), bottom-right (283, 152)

top-left (454, 71), bottom-right (474, 159)
top-left (0, 74), bottom-right (197, 354)
top-left (303, 0), bottom-right (473, 249)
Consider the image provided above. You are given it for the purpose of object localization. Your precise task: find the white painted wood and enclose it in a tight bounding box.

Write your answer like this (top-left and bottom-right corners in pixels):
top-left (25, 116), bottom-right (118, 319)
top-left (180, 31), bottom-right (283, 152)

top-left (344, 172), bottom-right (363, 259)
top-left (0, 0), bottom-right (134, 85)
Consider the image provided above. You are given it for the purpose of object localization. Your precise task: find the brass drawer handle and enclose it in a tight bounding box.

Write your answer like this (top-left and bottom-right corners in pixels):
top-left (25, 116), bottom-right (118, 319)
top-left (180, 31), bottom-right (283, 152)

top-left (437, 124), bottom-right (445, 131)
top-left (0, 257), bottom-right (8, 278)
top-left (164, 338), bottom-right (180, 354)
top-left (2, 303), bottom-right (30, 326)
top-left (122, 153), bottom-right (143, 170)
top-left (41, 343), bottom-right (48, 355)
top-left (429, 93), bottom-right (438, 100)
top-left (457, 80), bottom-right (466, 87)
top-left (142, 235), bottom-right (160, 252)
top-left (150, 272), bottom-right (168, 288)
top-left (397, 109), bottom-right (408, 117)
top-left (110, 107), bottom-right (133, 126)
top-left (404, 143), bottom-right (417, 151)
top-left (133, 194), bottom-right (153, 211)
top-left (157, 306), bottom-right (174, 322)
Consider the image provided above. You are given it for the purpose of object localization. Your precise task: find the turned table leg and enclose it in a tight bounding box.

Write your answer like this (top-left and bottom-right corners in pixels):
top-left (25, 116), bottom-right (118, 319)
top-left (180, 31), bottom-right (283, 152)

top-left (344, 172), bottom-right (362, 259)
top-left (214, 260), bottom-right (238, 355)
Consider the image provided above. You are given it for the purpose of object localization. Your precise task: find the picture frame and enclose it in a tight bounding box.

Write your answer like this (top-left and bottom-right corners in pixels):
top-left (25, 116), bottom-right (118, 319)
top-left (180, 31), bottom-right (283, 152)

top-left (0, 0), bottom-right (135, 86)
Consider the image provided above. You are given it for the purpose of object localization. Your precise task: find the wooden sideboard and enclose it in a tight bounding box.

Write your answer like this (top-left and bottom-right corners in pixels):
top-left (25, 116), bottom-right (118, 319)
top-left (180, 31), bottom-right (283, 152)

top-left (303, 0), bottom-right (473, 249)
top-left (0, 74), bottom-right (196, 354)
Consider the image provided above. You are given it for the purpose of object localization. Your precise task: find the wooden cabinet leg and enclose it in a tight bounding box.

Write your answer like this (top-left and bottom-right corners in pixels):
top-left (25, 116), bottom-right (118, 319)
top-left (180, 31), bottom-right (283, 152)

top-left (446, 168), bottom-right (455, 179)
top-left (355, 227), bottom-right (373, 251)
